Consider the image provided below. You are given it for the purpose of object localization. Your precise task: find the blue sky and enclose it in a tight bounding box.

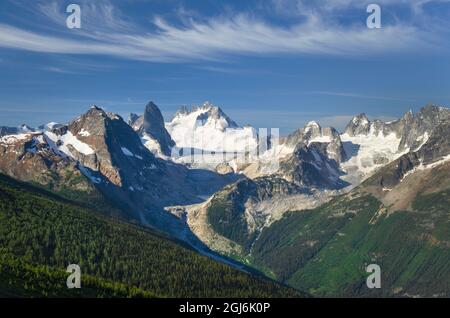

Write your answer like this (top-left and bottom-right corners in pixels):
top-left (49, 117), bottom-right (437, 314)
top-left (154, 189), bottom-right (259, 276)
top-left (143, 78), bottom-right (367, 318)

top-left (0, 0), bottom-right (450, 133)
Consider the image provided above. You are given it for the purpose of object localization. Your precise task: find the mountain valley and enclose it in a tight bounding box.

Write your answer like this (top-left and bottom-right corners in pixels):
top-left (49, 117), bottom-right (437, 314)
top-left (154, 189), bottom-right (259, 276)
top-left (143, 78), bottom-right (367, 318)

top-left (1, 101), bottom-right (449, 297)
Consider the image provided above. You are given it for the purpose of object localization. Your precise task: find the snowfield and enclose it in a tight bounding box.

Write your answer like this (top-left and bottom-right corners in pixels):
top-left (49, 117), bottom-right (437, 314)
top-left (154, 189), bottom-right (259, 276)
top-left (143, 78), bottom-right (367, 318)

top-left (0, 133), bottom-right (30, 145)
top-left (44, 130), bottom-right (95, 158)
top-left (165, 103), bottom-right (260, 169)
top-left (340, 130), bottom-right (404, 185)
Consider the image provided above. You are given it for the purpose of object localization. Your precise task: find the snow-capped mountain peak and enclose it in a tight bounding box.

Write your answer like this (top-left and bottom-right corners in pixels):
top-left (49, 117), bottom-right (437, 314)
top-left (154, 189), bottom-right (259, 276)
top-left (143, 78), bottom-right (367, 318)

top-left (170, 101), bottom-right (239, 132)
top-left (345, 113), bottom-right (371, 136)
top-left (306, 120), bottom-right (320, 128)
top-left (165, 102), bottom-right (258, 169)
top-left (352, 113), bottom-right (369, 125)
top-left (304, 121), bottom-right (321, 135)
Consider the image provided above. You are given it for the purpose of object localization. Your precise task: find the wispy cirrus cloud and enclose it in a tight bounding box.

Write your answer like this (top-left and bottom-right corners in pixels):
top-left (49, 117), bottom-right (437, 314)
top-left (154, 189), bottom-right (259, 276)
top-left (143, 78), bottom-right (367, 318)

top-left (41, 66), bottom-right (73, 74)
top-left (312, 91), bottom-right (419, 102)
top-left (36, 0), bottom-right (136, 33)
top-left (0, 0), bottom-right (447, 63)
top-left (271, 0), bottom-right (450, 13)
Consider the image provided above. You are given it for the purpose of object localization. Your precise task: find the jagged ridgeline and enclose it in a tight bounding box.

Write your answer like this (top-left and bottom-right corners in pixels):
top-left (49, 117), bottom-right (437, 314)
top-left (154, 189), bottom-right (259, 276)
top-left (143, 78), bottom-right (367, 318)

top-left (181, 104), bottom-right (450, 297)
top-left (1, 101), bottom-right (450, 298)
top-left (0, 173), bottom-right (302, 298)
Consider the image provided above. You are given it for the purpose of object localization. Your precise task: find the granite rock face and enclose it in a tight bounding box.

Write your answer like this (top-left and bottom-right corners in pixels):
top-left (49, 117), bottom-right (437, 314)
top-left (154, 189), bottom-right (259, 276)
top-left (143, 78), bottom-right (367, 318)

top-left (279, 142), bottom-right (348, 190)
top-left (128, 102), bottom-right (175, 156)
top-left (2, 101), bottom-right (450, 258)
top-left (286, 121), bottom-right (347, 164)
top-left (0, 106), bottom-right (239, 233)
top-left (344, 113), bottom-right (371, 137)
top-left (344, 104), bottom-right (450, 152)
top-left (369, 120), bottom-right (450, 189)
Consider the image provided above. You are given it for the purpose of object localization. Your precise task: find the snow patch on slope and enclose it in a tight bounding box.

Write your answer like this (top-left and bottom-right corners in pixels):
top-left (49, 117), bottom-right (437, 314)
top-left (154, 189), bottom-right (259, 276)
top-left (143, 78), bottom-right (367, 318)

top-left (400, 154), bottom-right (450, 183)
top-left (0, 134), bottom-right (30, 145)
top-left (121, 146), bottom-right (143, 160)
top-left (340, 131), bottom-right (404, 184)
top-left (413, 132), bottom-right (429, 152)
top-left (78, 128), bottom-right (91, 137)
top-left (308, 135), bottom-right (332, 144)
top-left (44, 131), bottom-right (94, 158)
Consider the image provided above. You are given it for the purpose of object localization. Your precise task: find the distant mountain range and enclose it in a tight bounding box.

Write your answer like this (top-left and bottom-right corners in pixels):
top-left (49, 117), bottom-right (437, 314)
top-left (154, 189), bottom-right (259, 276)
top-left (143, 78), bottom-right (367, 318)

top-left (1, 101), bottom-right (449, 297)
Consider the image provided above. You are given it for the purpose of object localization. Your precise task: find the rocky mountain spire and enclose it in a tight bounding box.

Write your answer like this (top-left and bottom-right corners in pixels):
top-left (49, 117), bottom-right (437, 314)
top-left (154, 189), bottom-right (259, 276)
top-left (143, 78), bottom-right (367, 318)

top-left (344, 113), bottom-right (371, 136)
top-left (285, 121), bottom-right (347, 164)
top-left (139, 101), bottom-right (175, 156)
top-left (128, 101), bottom-right (175, 157)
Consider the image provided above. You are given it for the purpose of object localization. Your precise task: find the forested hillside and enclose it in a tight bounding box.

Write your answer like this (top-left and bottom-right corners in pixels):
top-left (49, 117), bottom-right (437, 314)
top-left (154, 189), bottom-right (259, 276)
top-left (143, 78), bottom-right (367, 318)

top-left (0, 173), bottom-right (301, 298)
top-left (250, 192), bottom-right (450, 297)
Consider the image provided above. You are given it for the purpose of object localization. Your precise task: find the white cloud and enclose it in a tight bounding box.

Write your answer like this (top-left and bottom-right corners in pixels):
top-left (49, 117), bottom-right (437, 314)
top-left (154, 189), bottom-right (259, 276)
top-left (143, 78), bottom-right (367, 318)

top-left (40, 66), bottom-right (83, 74)
top-left (0, 0), bottom-right (446, 62)
top-left (37, 0), bottom-right (135, 33)
top-left (312, 91), bottom-right (418, 102)
top-left (272, 0), bottom-right (450, 13)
